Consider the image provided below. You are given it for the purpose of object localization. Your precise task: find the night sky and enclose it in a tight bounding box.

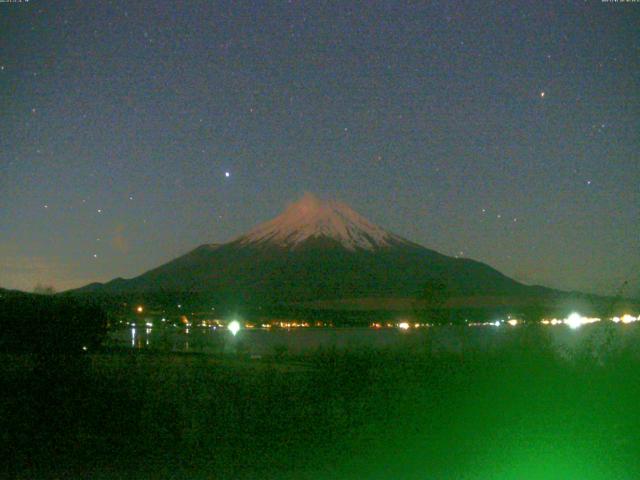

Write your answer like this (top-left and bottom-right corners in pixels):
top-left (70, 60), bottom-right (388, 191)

top-left (1, 1), bottom-right (638, 296)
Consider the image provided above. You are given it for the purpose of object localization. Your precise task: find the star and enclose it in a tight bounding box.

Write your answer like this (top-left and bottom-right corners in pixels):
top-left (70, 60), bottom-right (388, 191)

top-left (540, 91), bottom-right (545, 98)
top-left (93, 253), bottom-right (98, 258)
top-left (225, 172), bottom-right (230, 177)
top-left (43, 204), bottom-right (48, 209)
top-left (97, 208), bottom-right (102, 213)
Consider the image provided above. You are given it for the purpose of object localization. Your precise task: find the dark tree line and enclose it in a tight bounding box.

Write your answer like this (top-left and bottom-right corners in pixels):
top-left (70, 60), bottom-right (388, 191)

top-left (0, 291), bottom-right (107, 354)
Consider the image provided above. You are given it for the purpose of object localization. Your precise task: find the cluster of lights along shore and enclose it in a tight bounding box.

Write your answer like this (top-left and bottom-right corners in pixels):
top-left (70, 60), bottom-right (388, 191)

top-left (128, 305), bottom-right (640, 332)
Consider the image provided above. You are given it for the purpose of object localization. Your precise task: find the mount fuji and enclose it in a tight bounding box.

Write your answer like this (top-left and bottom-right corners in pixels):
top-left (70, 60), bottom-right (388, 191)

top-left (238, 193), bottom-right (409, 251)
top-left (76, 194), bottom-right (554, 308)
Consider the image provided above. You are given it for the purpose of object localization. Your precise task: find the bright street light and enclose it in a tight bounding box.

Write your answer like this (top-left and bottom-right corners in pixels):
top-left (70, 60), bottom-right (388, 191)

top-left (228, 320), bottom-right (241, 336)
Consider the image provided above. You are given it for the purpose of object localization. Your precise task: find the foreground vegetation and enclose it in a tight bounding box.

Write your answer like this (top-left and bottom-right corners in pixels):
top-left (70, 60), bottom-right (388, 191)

top-left (2, 323), bottom-right (639, 479)
top-left (0, 290), bottom-right (107, 354)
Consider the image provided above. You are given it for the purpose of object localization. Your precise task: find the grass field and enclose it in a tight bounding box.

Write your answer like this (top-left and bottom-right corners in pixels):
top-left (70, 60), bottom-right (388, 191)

top-left (2, 324), bottom-right (639, 479)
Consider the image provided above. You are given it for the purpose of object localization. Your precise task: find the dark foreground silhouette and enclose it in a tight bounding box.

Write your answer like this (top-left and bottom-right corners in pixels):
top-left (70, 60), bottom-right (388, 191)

top-left (0, 291), bottom-right (107, 354)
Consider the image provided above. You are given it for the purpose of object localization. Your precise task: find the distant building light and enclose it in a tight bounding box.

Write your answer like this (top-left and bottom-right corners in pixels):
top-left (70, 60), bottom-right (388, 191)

top-left (136, 306), bottom-right (143, 313)
top-left (398, 322), bottom-right (410, 330)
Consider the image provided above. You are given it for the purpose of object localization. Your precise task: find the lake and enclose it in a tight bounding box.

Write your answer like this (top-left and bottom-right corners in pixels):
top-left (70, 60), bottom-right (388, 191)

top-left (107, 322), bottom-right (640, 358)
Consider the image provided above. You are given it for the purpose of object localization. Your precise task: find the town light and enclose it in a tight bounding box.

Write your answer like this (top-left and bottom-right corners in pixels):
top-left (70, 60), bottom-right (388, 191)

top-left (228, 320), bottom-right (241, 336)
top-left (561, 313), bottom-right (600, 329)
top-left (565, 313), bottom-right (583, 329)
top-left (136, 306), bottom-right (143, 313)
top-left (620, 314), bottom-right (637, 324)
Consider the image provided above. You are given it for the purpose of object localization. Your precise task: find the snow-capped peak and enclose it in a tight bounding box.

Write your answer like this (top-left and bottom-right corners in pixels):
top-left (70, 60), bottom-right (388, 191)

top-left (237, 193), bottom-right (404, 251)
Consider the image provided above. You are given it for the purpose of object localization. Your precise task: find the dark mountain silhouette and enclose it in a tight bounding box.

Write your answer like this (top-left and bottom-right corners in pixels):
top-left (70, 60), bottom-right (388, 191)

top-left (74, 194), bottom-right (559, 307)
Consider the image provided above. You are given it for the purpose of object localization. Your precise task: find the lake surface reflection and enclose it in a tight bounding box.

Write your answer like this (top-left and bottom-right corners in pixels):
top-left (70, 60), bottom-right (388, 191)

top-left (107, 323), bottom-right (640, 357)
